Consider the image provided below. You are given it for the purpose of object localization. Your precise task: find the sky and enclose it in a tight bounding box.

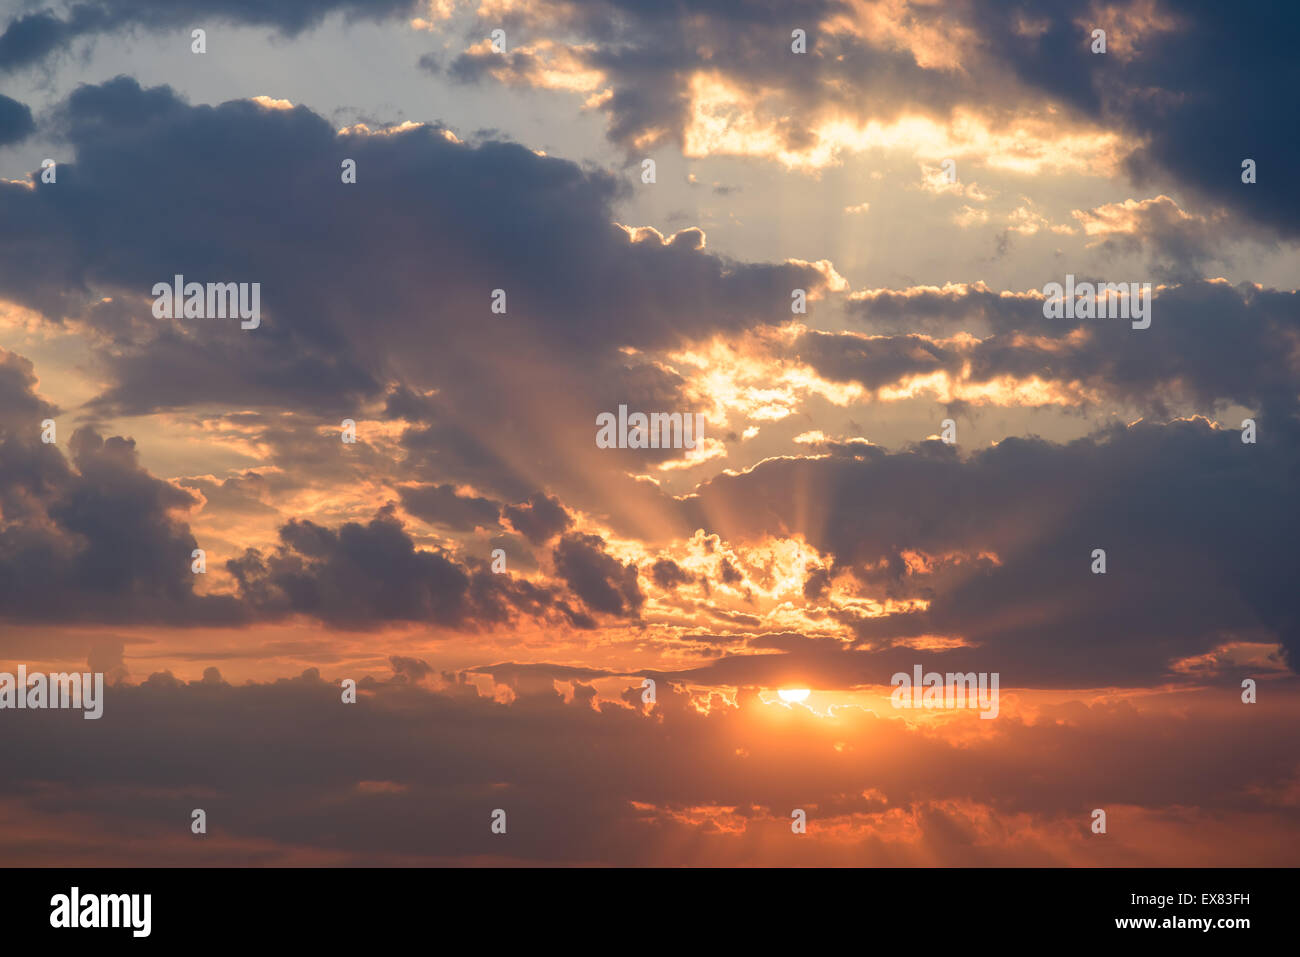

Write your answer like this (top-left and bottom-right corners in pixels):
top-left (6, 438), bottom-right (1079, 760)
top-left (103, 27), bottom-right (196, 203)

top-left (0, 0), bottom-right (1298, 866)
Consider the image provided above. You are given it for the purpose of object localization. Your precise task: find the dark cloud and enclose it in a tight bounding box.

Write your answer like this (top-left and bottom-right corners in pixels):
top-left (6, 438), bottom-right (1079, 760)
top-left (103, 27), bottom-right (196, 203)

top-left (0, 93), bottom-right (34, 145)
top-left (228, 506), bottom-right (520, 629)
top-left (0, 78), bottom-right (831, 516)
top-left (1073, 196), bottom-right (1250, 282)
top-left (450, 0), bottom-right (1299, 238)
top-left (1, 76), bottom-right (827, 357)
top-left (552, 531), bottom-right (643, 620)
top-left (0, 667), bottom-right (1296, 864)
top-left (1104, 2), bottom-right (1300, 238)
top-left (650, 557), bottom-right (693, 590)
top-left (836, 280), bottom-right (1300, 421)
top-left (794, 329), bottom-right (957, 390)
top-left (1, 1), bottom-right (1297, 870)
top-left (0, 418), bottom-right (244, 625)
top-left (447, 0), bottom-right (935, 157)
top-left (180, 470), bottom-right (279, 518)
top-left (0, 347), bottom-right (59, 425)
top-left (680, 415), bottom-right (1300, 685)
top-left (0, 351), bottom-right (602, 631)
top-left (469, 660), bottom-right (619, 685)
top-left (0, 0), bottom-right (417, 73)
top-left (217, 501), bottom-right (599, 631)
top-left (501, 492), bottom-right (570, 545)
top-left (0, 356), bottom-right (243, 626)
top-left (844, 284), bottom-right (1046, 334)
top-left (399, 483), bottom-right (500, 531)
top-left (389, 654), bottom-right (434, 682)
top-left (719, 556), bottom-right (744, 585)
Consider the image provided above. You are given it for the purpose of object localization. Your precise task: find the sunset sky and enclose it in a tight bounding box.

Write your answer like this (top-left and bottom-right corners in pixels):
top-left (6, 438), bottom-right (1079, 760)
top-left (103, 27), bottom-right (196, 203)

top-left (1, 0), bottom-right (1298, 866)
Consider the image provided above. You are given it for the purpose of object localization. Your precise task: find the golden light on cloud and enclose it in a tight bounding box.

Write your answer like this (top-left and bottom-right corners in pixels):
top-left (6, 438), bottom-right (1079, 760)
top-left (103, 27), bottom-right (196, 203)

top-left (2, 0), bottom-right (1296, 884)
top-left (250, 95), bottom-right (294, 111)
top-left (918, 163), bottom-right (994, 200)
top-left (467, 36), bottom-right (608, 95)
top-left (409, 0), bottom-right (456, 30)
top-left (822, 0), bottom-right (977, 71)
top-left (336, 120), bottom-right (440, 138)
top-left (655, 435), bottom-right (727, 472)
top-left (683, 71), bottom-right (1127, 175)
top-left (0, 299), bottom-right (52, 335)
top-left (849, 279), bottom-right (1043, 306)
top-left (788, 258), bottom-right (850, 295)
top-left (664, 331), bottom-right (866, 434)
top-left (793, 430), bottom-right (830, 445)
top-left (1071, 194), bottom-right (1221, 246)
top-left (1007, 203), bottom-right (1071, 236)
top-left (878, 369), bottom-right (1094, 407)
top-left (953, 205), bottom-right (991, 228)
top-left (1075, 0), bottom-right (1182, 62)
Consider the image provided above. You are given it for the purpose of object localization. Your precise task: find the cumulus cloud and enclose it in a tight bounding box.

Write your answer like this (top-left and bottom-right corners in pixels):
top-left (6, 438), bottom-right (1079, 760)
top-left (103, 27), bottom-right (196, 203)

top-left (839, 280), bottom-right (1300, 421)
top-left (0, 93), bottom-right (34, 145)
top-left (437, 0), bottom-right (1299, 238)
top-left (0, 78), bottom-right (839, 517)
top-left (2, 0), bottom-right (1297, 869)
top-left (501, 492), bottom-right (571, 544)
top-left (678, 416), bottom-right (1300, 684)
top-left (552, 531), bottom-right (644, 620)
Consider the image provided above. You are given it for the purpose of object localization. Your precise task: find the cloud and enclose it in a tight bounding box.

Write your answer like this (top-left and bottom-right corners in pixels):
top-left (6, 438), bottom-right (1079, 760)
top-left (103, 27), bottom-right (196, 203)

top-left (552, 532), bottom-right (644, 620)
top-left (227, 504), bottom-right (582, 630)
top-left (839, 280), bottom-right (1300, 420)
top-left (442, 0), bottom-right (1297, 239)
top-left (0, 418), bottom-right (245, 625)
top-left (650, 557), bottom-right (694, 590)
top-left (388, 654), bottom-right (434, 682)
top-left (0, 664), bottom-right (1296, 865)
top-left (399, 483), bottom-right (500, 531)
top-left (501, 492), bottom-right (571, 544)
top-left (1, 0), bottom-right (1297, 870)
top-left (0, 0), bottom-right (418, 73)
top-left (679, 416), bottom-right (1300, 685)
top-left (1071, 195), bottom-right (1257, 279)
top-left (0, 93), bottom-right (34, 145)
top-left (0, 78), bottom-right (860, 556)
top-left (0, 78), bottom-right (837, 529)
top-left (0, 349), bottom-right (604, 633)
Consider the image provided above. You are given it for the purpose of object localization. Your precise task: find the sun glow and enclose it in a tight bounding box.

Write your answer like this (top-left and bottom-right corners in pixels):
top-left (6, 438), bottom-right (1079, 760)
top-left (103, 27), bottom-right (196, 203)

top-left (777, 688), bottom-right (812, 703)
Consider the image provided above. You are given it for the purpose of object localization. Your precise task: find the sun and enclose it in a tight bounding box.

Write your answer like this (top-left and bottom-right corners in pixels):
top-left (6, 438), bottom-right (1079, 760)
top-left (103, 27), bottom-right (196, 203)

top-left (777, 688), bottom-right (811, 703)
